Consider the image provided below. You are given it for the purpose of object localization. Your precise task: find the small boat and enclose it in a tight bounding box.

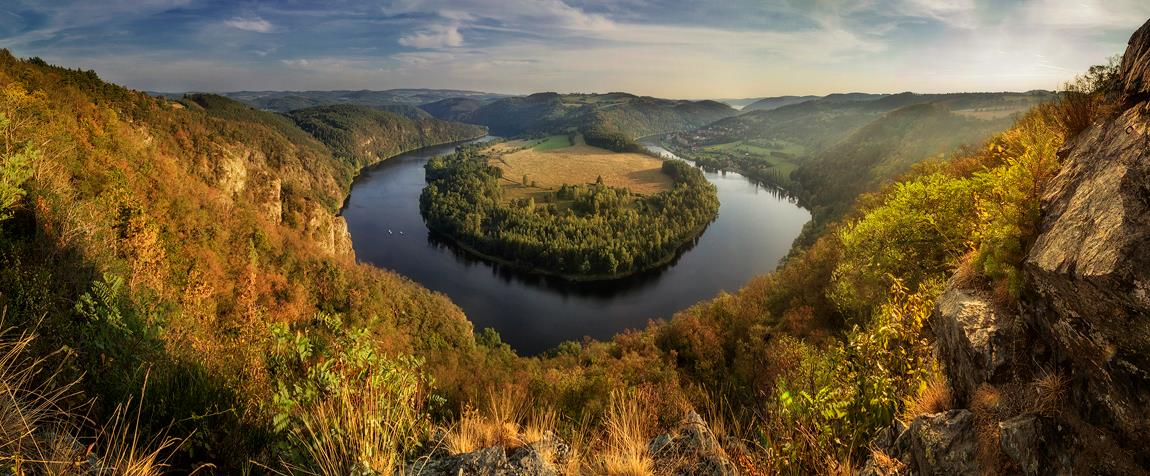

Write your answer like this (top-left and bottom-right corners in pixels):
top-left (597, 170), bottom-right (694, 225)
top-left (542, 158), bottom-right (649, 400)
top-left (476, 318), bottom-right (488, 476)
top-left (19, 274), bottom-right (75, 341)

top-left (388, 229), bottom-right (393, 235)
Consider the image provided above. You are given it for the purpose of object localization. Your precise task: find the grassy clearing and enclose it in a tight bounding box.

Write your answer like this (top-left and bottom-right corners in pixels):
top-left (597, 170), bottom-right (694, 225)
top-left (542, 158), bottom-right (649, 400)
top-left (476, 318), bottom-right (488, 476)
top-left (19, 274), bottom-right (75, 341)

top-left (491, 135), bottom-right (672, 203)
top-left (530, 134), bottom-right (575, 151)
top-left (698, 140), bottom-right (802, 179)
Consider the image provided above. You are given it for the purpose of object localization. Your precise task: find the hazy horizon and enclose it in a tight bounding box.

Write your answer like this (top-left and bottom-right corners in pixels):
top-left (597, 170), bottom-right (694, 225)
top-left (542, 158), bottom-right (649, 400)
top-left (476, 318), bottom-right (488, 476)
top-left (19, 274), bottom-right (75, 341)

top-left (1, 0), bottom-right (1148, 98)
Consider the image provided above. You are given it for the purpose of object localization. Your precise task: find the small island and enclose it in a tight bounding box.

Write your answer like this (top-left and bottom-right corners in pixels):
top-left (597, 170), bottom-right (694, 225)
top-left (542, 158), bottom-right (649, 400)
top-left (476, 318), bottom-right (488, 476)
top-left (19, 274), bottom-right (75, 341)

top-left (419, 134), bottom-right (719, 280)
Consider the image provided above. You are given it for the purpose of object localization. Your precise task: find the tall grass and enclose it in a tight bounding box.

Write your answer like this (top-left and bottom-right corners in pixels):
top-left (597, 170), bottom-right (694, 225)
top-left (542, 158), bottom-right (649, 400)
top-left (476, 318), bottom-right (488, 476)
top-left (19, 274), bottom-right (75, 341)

top-left (92, 391), bottom-right (181, 476)
top-left (287, 364), bottom-right (430, 475)
top-left (0, 322), bottom-right (84, 474)
top-left (0, 318), bottom-right (181, 475)
top-left (599, 389), bottom-right (654, 476)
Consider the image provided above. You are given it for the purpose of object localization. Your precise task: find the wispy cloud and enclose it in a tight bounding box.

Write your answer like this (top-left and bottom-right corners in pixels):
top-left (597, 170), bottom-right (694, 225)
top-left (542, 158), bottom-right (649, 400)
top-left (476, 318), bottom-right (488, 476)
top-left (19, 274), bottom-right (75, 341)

top-left (224, 17), bottom-right (274, 33)
top-left (0, 0), bottom-right (1148, 97)
top-left (398, 23), bottom-right (463, 48)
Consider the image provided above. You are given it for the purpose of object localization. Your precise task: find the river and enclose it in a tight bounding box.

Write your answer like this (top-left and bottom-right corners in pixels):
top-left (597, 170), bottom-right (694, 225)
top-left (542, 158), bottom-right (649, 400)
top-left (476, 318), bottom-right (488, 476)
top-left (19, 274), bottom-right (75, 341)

top-left (341, 137), bottom-right (811, 355)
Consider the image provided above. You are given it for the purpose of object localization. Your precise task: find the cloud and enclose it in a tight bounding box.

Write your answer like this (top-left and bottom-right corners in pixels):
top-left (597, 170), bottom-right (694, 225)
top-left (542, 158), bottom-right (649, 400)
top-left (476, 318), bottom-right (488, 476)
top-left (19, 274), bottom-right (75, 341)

top-left (224, 17), bottom-right (274, 33)
top-left (398, 23), bottom-right (463, 48)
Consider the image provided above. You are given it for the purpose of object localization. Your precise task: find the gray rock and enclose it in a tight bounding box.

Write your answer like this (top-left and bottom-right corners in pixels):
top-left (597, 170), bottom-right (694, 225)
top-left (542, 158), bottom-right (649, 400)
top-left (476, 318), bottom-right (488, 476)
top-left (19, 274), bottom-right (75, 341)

top-left (1024, 18), bottom-right (1150, 461)
top-left (905, 410), bottom-right (978, 476)
top-left (648, 411), bottom-right (737, 476)
top-left (999, 416), bottom-right (1041, 475)
top-left (931, 281), bottom-right (1016, 404)
top-left (1121, 19), bottom-right (1150, 100)
top-left (862, 411), bottom-right (977, 476)
top-left (406, 433), bottom-right (568, 476)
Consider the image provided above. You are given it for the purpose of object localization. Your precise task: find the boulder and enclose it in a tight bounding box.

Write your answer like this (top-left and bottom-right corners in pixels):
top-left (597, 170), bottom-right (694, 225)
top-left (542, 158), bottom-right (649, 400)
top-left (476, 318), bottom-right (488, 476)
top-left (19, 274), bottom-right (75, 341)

top-left (863, 410), bottom-right (978, 476)
top-left (931, 281), bottom-right (1016, 404)
top-left (648, 412), bottom-right (737, 476)
top-left (906, 410), bottom-right (978, 476)
top-left (407, 433), bottom-right (569, 476)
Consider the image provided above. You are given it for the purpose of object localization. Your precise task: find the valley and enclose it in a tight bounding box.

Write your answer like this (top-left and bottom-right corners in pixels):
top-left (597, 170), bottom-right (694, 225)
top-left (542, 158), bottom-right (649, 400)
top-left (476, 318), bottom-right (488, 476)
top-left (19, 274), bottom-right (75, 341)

top-left (1, 5), bottom-right (1148, 475)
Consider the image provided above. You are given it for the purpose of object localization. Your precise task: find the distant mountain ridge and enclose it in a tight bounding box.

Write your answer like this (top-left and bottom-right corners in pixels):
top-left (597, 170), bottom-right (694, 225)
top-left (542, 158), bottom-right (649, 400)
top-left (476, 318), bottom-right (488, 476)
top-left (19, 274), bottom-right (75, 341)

top-left (421, 91), bottom-right (737, 138)
top-left (221, 88), bottom-right (511, 112)
top-left (741, 95), bottom-right (822, 112)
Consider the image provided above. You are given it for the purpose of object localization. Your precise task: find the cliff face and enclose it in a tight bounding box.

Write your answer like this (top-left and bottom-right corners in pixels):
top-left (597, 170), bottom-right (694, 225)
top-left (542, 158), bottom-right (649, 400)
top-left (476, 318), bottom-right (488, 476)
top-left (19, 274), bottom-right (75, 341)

top-left (868, 18), bottom-right (1150, 475)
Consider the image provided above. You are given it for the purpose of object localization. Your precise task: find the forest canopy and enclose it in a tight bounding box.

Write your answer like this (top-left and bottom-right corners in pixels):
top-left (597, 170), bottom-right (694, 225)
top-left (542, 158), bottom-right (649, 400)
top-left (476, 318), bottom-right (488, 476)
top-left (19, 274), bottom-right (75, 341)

top-left (419, 144), bottom-right (718, 279)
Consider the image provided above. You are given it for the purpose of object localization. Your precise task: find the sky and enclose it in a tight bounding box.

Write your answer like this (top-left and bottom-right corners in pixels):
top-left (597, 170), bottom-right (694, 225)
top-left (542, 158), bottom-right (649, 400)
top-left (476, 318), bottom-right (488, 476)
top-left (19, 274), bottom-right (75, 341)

top-left (0, 0), bottom-right (1147, 98)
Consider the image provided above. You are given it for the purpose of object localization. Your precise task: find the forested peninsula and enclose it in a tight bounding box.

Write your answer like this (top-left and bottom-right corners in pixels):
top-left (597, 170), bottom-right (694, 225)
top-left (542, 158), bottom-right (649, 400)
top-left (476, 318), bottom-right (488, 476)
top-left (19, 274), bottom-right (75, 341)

top-left (419, 143), bottom-right (718, 279)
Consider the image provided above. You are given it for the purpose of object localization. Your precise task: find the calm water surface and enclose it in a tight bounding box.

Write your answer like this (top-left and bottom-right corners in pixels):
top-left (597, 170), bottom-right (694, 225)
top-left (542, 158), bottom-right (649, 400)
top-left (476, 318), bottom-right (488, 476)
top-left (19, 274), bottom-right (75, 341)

top-left (342, 137), bottom-right (810, 355)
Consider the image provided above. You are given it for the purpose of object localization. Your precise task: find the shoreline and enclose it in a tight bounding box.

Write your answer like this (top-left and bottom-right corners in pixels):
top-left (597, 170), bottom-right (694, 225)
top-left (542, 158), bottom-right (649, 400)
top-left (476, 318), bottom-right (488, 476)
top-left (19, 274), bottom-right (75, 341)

top-left (426, 213), bottom-right (716, 283)
top-left (337, 132), bottom-right (492, 215)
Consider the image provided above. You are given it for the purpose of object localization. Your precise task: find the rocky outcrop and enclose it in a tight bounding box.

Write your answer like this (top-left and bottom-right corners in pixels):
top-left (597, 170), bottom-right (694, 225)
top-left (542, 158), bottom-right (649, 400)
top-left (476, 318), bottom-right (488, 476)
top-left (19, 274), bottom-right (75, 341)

top-left (407, 433), bottom-right (570, 476)
top-left (930, 281), bottom-right (1017, 404)
top-left (862, 410), bottom-right (978, 476)
top-left (868, 18), bottom-right (1150, 475)
top-left (649, 412), bottom-right (737, 476)
top-left (305, 202), bottom-right (353, 256)
top-left (1024, 17), bottom-right (1150, 464)
top-left (1122, 19), bottom-right (1150, 100)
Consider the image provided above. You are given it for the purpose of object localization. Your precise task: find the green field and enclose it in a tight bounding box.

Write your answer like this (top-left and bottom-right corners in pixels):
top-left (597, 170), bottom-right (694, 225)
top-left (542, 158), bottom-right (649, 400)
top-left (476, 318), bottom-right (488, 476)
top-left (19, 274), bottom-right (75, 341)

top-left (531, 134), bottom-right (574, 151)
top-left (700, 140), bottom-right (803, 178)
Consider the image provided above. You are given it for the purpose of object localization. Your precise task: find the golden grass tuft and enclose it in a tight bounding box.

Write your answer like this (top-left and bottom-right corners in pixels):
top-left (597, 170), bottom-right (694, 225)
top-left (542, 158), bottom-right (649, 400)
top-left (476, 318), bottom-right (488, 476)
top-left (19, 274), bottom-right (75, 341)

top-left (93, 395), bottom-right (181, 476)
top-left (0, 322), bottom-right (85, 474)
top-left (1026, 370), bottom-right (1067, 418)
top-left (867, 448), bottom-right (906, 475)
top-left (0, 318), bottom-right (180, 475)
top-left (289, 366), bottom-right (428, 476)
top-left (902, 374), bottom-right (953, 421)
top-left (599, 389), bottom-right (654, 476)
top-left (446, 388), bottom-right (529, 454)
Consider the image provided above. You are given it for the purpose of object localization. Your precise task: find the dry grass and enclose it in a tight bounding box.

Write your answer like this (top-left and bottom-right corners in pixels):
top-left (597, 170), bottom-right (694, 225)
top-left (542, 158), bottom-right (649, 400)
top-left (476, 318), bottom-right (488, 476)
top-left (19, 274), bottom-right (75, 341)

top-left (0, 318), bottom-right (180, 475)
top-left (445, 388), bottom-right (529, 454)
top-left (0, 322), bottom-right (86, 474)
top-left (598, 390), bottom-right (654, 476)
top-left (866, 448), bottom-right (906, 475)
top-left (93, 395), bottom-right (181, 476)
top-left (491, 135), bottom-right (672, 202)
top-left (1025, 370), bottom-right (1067, 418)
top-left (289, 367), bottom-right (427, 476)
top-left (902, 374), bottom-right (953, 421)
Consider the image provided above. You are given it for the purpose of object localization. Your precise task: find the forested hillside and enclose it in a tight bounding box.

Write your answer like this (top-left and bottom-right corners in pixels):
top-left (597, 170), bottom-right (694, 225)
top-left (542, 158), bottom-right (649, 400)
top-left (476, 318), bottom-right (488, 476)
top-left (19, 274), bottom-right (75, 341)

top-left (741, 94), bottom-right (821, 112)
top-left (286, 103), bottom-right (487, 170)
top-left (665, 91), bottom-right (1053, 245)
top-left (0, 51), bottom-right (498, 472)
top-left (421, 91), bottom-right (737, 138)
top-left (224, 88), bottom-right (509, 112)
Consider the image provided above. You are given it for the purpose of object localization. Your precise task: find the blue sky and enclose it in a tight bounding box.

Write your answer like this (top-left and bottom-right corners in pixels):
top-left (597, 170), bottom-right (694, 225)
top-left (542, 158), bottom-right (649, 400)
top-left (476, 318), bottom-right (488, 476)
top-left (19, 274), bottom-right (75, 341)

top-left (0, 0), bottom-right (1147, 98)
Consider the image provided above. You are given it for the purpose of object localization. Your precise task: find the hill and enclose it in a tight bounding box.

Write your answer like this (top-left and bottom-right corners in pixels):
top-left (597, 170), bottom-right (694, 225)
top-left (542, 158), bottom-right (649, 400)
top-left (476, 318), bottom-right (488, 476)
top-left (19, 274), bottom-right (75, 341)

top-left (793, 102), bottom-right (1013, 217)
top-left (0, 17), bottom-right (1144, 475)
top-left (0, 53), bottom-right (496, 471)
top-left (421, 91), bottom-right (738, 138)
top-left (714, 97), bottom-right (766, 109)
top-left (741, 94), bottom-right (821, 111)
top-left (223, 88), bottom-right (509, 112)
top-left (285, 103), bottom-right (487, 169)
top-left (664, 90), bottom-right (1054, 242)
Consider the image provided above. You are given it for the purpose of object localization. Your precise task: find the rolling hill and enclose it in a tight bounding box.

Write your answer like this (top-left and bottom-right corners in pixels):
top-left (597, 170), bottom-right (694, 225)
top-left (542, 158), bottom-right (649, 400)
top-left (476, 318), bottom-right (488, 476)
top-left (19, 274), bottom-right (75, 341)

top-left (223, 88), bottom-right (510, 112)
top-left (285, 103), bottom-right (487, 168)
top-left (741, 95), bottom-right (821, 112)
top-left (420, 92), bottom-right (737, 138)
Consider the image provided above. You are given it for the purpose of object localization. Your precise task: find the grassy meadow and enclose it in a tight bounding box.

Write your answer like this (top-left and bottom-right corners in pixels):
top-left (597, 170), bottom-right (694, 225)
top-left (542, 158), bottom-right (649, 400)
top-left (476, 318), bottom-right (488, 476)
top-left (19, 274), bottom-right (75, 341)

top-left (492, 134), bottom-right (672, 203)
